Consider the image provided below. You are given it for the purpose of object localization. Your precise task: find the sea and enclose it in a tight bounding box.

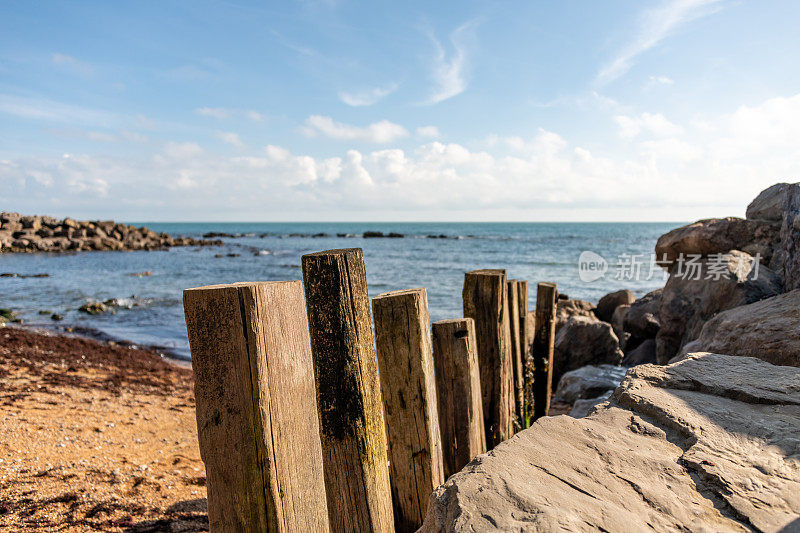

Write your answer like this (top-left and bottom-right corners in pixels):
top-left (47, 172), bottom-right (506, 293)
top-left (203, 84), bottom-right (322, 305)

top-left (0, 222), bottom-right (680, 361)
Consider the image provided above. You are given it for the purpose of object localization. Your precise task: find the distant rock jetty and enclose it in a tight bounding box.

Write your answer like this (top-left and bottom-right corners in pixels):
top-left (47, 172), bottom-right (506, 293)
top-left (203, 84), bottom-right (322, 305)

top-left (0, 212), bottom-right (221, 253)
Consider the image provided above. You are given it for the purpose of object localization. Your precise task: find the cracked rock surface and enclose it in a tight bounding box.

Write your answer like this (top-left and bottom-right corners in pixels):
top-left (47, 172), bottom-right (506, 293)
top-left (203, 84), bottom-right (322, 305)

top-left (420, 353), bottom-right (800, 532)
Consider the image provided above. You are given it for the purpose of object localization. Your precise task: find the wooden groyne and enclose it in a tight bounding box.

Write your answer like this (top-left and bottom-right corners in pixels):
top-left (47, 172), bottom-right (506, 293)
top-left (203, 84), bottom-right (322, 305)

top-left (183, 248), bottom-right (558, 532)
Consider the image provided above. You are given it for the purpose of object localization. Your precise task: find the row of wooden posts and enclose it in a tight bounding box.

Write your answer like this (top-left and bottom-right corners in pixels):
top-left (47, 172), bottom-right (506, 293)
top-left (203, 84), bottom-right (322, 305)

top-left (183, 248), bottom-right (558, 533)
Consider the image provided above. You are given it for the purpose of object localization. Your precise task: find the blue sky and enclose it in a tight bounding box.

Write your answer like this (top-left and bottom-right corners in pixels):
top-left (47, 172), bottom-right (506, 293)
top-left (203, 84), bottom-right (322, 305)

top-left (1, 0), bottom-right (799, 221)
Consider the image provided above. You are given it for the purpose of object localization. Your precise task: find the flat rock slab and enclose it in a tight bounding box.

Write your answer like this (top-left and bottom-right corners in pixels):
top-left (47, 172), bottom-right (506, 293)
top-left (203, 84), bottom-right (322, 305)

top-left (421, 353), bottom-right (800, 532)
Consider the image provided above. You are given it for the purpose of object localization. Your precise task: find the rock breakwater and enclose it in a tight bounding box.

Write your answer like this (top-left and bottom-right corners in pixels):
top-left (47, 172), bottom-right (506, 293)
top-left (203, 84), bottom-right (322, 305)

top-left (0, 212), bottom-right (221, 253)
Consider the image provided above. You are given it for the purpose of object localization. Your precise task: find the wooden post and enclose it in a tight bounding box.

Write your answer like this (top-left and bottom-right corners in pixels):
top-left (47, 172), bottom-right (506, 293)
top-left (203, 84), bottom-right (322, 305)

top-left (516, 281), bottom-right (530, 427)
top-left (183, 281), bottom-right (329, 532)
top-left (432, 318), bottom-right (487, 479)
top-left (462, 269), bottom-right (514, 448)
top-left (372, 288), bottom-right (444, 533)
top-left (523, 310), bottom-right (536, 427)
top-left (533, 282), bottom-right (558, 421)
top-left (302, 248), bottom-right (394, 533)
top-left (506, 279), bottom-right (523, 430)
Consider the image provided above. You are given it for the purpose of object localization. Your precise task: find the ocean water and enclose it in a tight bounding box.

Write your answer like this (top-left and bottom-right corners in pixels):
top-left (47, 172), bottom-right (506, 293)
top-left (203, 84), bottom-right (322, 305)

top-left (0, 222), bottom-right (680, 360)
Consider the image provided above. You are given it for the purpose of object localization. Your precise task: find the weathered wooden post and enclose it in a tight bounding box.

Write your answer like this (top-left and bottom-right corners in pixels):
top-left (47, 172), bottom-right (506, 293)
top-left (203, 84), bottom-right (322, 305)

top-left (372, 288), bottom-right (444, 533)
top-left (506, 279), bottom-right (523, 429)
top-left (516, 280), bottom-right (530, 427)
top-left (302, 249), bottom-right (394, 533)
top-left (432, 318), bottom-right (487, 479)
top-left (523, 310), bottom-right (536, 427)
top-left (183, 281), bottom-right (330, 532)
top-left (463, 269), bottom-right (514, 447)
top-left (533, 282), bottom-right (558, 421)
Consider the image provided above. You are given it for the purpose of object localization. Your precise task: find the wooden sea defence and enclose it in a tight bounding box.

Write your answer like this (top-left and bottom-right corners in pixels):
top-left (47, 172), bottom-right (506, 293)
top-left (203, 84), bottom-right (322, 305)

top-left (532, 282), bottom-right (558, 420)
top-left (182, 246), bottom-right (563, 531)
top-left (506, 279), bottom-right (524, 428)
top-left (183, 281), bottom-right (329, 532)
top-left (432, 318), bottom-right (487, 479)
top-left (302, 248), bottom-right (394, 533)
top-left (463, 269), bottom-right (514, 447)
top-left (372, 288), bottom-right (444, 533)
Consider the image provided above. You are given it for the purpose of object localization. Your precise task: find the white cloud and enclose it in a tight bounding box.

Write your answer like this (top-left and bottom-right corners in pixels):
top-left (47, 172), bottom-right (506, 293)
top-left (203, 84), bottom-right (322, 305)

top-left (339, 83), bottom-right (398, 107)
top-left (4, 92), bottom-right (800, 220)
top-left (216, 131), bottom-right (245, 148)
top-left (195, 107), bottom-right (231, 119)
top-left (416, 126), bottom-right (441, 138)
top-left (615, 112), bottom-right (683, 138)
top-left (597, 0), bottom-right (724, 85)
top-left (649, 75), bottom-right (675, 86)
top-left (195, 107), bottom-right (263, 121)
top-left (425, 21), bottom-right (477, 104)
top-left (301, 115), bottom-right (409, 143)
top-left (0, 94), bottom-right (116, 124)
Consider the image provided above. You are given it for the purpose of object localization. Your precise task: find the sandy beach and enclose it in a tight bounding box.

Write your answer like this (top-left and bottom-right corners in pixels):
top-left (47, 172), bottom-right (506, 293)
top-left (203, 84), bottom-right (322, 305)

top-left (0, 326), bottom-right (208, 532)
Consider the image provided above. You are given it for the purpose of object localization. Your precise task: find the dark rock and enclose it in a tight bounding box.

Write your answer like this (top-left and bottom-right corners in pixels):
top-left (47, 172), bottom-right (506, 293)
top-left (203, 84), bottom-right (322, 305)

top-left (553, 316), bottom-right (622, 384)
top-left (595, 290), bottom-right (635, 322)
top-left (746, 182), bottom-right (793, 222)
top-left (622, 338), bottom-right (657, 366)
top-left (554, 364), bottom-right (627, 404)
top-left (555, 299), bottom-right (595, 332)
top-left (79, 302), bottom-right (108, 315)
top-left (623, 289), bottom-right (662, 339)
top-left (363, 231), bottom-right (384, 238)
top-left (569, 392), bottom-right (611, 419)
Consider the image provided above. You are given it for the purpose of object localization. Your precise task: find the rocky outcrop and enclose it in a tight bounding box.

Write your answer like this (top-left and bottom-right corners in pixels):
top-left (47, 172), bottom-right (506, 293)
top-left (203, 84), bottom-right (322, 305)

top-left (655, 217), bottom-right (780, 266)
top-left (555, 299), bottom-right (596, 332)
top-left (553, 364), bottom-right (627, 404)
top-left (656, 250), bottom-right (781, 363)
top-left (746, 182), bottom-right (793, 222)
top-left (0, 212), bottom-right (220, 253)
top-left (553, 317), bottom-right (622, 384)
top-left (420, 353), bottom-right (800, 532)
top-left (681, 289), bottom-right (800, 367)
top-left (595, 289), bottom-right (635, 322)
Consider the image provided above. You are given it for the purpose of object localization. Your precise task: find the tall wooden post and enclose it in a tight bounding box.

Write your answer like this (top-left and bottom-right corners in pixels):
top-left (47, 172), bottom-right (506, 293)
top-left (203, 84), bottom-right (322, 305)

top-left (523, 310), bottom-right (536, 427)
top-left (516, 281), bottom-right (530, 426)
top-left (302, 249), bottom-right (394, 533)
top-left (463, 269), bottom-right (514, 447)
top-left (533, 282), bottom-right (558, 421)
top-left (506, 279), bottom-right (523, 429)
top-left (372, 288), bottom-right (444, 533)
top-left (432, 318), bottom-right (487, 479)
top-left (183, 281), bottom-right (329, 532)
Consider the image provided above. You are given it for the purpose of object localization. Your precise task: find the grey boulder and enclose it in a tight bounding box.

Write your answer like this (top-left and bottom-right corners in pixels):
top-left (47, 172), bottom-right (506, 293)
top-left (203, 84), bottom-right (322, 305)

top-left (420, 353), bottom-right (800, 532)
top-left (656, 250), bottom-right (781, 364)
top-left (595, 289), bottom-right (635, 322)
top-left (746, 182), bottom-right (793, 222)
top-left (682, 289), bottom-right (800, 367)
top-left (553, 364), bottom-right (627, 404)
top-left (553, 316), bottom-right (622, 385)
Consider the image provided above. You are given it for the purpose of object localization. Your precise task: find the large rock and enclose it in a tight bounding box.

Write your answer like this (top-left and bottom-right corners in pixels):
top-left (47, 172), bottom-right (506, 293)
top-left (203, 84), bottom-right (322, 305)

top-left (656, 250), bottom-right (781, 364)
top-left (553, 316), bottom-right (622, 384)
top-left (621, 338), bottom-right (657, 366)
top-left (682, 289), bottom-right (800, 367)
top-left (555, 298), bottom-right (595, 332)
top-left (553, 364), bottom-right (627, 404)
top-left (568, 392), bottom-right (611, 419)
top-left (595, 289), bottom-right (635, 322)
top-left (623, 288), bottom-right (662, 339)
top-left (746, 182), bottom-right (793, 222)
top-left (655, 217), bottom-right (780, 266)
top-left (420, 353), bottom-right (800, 532)
top-left (775, 183), bottom-right (800, 291)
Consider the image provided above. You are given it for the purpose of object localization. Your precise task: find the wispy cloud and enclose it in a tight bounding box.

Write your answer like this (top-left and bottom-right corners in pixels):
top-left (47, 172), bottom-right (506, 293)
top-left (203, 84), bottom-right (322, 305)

top-left (51, 53), bottom-right (93, 75)
top-left (339, 83), bottom-right (398, 107)
top-left (216, 131), bottom-right (245, 148)
top-left (596, 0), bottom-right (724, 86)
top-left (614, 112), bottom-right (683, 138)
top-left (300, 115), bottom-right (409, 143)
top-left (425, 20), bottom-right (478, 105)
top-left (649, 75), bottom-right (675, 86)
top-left (416, 126), bottom-right (441, 139)
top-left (195, 107), bottom-right (264, 121)
top-left (0, 94), bottom-right (116, 124)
